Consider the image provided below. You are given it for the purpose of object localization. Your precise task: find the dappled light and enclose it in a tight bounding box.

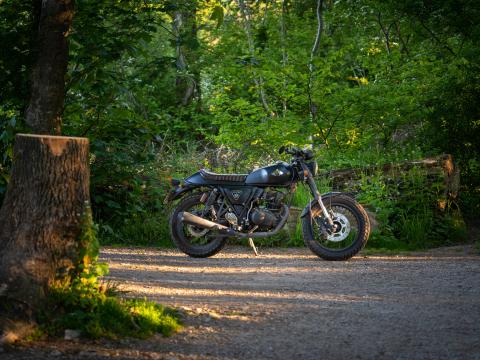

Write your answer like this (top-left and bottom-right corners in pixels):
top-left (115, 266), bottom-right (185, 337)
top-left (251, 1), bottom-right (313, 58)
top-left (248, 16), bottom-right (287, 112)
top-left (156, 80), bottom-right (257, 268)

top-left (101, 247), bottom-right (480, 311)
top-left (0, 0), bottom-right (479, 358)
top-left (94, 246), bottom-right (480, 359)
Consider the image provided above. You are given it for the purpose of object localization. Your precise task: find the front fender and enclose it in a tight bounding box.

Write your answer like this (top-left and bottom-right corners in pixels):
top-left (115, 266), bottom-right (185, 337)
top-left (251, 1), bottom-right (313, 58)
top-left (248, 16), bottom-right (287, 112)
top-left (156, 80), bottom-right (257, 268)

top-left (300, 192), bottom-right (355, 218)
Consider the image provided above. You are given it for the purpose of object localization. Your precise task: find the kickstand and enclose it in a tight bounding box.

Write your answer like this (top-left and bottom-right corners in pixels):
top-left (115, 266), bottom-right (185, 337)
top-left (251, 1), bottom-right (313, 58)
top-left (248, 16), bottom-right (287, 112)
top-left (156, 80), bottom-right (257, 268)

top-left (248, 237), bottom-right (259, 256)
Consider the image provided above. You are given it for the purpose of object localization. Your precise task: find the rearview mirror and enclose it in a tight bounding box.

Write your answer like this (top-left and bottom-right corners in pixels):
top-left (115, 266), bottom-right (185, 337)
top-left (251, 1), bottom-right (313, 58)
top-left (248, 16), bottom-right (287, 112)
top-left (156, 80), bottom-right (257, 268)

top-left (278, 146), bottom-right (285, 154)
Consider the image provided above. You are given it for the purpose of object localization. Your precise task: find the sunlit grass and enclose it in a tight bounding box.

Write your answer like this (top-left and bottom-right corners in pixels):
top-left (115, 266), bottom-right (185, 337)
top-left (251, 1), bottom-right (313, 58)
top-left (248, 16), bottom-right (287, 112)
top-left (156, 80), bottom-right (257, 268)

top-left (40, 286), bottom-right (181, 339)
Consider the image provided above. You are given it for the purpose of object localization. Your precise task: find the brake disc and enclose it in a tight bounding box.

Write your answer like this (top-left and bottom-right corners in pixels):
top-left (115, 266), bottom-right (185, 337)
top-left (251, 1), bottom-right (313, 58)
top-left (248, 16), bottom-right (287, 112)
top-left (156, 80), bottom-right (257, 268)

top-left (187, 225), bottom-right (209, 238)
top-left (326, 212), bottom-right (351, 242)
top-left (186, 211), bottom-right (209, 238)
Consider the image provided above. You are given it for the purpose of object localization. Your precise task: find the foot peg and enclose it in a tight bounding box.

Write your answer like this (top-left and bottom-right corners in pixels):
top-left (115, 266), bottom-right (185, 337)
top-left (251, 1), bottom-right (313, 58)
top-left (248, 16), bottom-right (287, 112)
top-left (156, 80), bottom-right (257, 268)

top-left (248, 237), bottom-right (259, 256)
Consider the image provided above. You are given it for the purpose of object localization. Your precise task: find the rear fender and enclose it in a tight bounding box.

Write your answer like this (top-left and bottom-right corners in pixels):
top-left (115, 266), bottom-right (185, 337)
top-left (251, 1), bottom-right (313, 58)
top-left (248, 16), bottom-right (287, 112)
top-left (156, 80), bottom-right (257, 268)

top-left (164, 184), bottom-right (198, 203)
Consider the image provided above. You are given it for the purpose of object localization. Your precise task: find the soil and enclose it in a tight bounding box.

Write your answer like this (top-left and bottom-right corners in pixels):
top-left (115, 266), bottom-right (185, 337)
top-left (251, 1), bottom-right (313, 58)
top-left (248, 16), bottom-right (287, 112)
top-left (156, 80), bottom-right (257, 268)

top-left (2, 245), bottom-right (480, 360)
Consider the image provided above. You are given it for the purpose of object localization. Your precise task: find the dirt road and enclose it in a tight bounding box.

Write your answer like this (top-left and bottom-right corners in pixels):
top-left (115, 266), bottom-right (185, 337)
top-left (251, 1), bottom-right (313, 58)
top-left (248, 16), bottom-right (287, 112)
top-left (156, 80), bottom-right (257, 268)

top-left (3, 245), bottom-right (480, 359)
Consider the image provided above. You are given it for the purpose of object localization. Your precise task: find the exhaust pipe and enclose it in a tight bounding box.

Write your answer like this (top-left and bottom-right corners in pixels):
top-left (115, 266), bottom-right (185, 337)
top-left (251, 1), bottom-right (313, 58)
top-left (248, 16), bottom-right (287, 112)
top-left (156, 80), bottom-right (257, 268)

top-left (179, 211), bottom-right (230, 231)
top-left (178, 205), bottom-right (290, 239)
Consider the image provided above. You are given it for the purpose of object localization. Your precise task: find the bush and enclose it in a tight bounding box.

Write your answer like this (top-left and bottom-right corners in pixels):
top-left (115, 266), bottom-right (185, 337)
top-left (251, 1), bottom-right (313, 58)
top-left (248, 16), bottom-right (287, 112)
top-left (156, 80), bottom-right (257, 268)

top-left (356, 168), bottom-right (467, 250)
top-left (99, 215), bottom-right (172, 247)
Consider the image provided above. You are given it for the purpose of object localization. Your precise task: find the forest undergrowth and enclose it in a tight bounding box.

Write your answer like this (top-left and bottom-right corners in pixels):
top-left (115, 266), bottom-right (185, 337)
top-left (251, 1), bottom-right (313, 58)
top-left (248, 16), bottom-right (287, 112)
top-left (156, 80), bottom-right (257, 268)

top-left (95, 143), bottom-right (470, 251)
top-left (1, 0), bottom-right (479, 251)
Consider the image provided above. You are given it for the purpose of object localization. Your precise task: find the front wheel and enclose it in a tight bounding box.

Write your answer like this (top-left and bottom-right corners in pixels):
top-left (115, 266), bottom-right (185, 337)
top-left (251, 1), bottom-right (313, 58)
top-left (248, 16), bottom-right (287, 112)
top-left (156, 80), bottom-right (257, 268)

top-left (302, 195), bottom-right (370, 260)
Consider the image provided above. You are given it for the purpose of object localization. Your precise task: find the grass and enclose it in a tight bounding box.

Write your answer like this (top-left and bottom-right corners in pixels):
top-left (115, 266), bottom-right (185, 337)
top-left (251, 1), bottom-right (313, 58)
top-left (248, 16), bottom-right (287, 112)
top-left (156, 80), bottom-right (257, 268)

top-left (100, 215), bottom-right (174, 248)
top-left (39, 284), bottom-right (181, 339)
top-left (36, 210), bottom-right (181, 341)
top-left (398, 209), bottom-right (433, 249)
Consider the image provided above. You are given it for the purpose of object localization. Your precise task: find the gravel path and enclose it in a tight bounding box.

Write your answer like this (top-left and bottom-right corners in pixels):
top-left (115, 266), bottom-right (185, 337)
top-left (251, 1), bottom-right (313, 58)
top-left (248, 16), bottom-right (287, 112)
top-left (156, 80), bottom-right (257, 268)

top-left (3, 245), bottom-right (480, 359)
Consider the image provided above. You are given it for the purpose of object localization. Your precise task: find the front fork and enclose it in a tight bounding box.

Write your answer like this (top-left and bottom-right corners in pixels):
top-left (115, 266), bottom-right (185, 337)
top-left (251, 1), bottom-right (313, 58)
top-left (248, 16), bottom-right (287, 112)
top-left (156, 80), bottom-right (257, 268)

top-left (304, 165), bottom-right (334, 227)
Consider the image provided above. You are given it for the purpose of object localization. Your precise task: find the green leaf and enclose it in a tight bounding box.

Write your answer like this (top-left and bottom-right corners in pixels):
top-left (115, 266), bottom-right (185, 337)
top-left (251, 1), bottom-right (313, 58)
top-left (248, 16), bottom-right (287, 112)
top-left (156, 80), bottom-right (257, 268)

top-left (210, 5), bottom-right (224, 29)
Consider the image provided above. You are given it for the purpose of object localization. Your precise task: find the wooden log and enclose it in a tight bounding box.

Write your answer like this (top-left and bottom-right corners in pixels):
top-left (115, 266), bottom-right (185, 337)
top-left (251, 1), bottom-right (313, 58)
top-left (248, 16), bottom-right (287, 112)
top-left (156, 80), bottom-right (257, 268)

top-left (319, 154), bottom-right (460, 201)
top-left (0, 134), bottom-right (90, 335)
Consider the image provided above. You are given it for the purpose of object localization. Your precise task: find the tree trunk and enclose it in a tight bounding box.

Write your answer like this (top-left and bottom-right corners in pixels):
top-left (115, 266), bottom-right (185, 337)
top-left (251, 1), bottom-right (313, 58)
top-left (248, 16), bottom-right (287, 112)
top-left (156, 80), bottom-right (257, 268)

top-left (236, 0), bottom-right (272, 115)
top-left (0, 134), bottom-right (90, 338)
top-left (172, 3), bottom-right (198, 107)
top-left (280, 0), bottom-right (288, 117)
top-left (25, 0), bottom-right (75, 134)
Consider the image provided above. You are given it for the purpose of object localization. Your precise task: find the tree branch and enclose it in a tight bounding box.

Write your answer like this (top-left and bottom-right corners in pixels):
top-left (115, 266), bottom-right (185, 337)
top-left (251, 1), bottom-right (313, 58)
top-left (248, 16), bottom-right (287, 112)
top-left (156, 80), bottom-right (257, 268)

top-left (394, 20), bottom-right (410, 56)
top-left (307, 0), bottom-right (324, 133)
top-left (418, 19), bottom-right (456, 56)
top-left (310, 0), bottom-right (324, 62)
top-left (376, 11), bottom-right (392, 55)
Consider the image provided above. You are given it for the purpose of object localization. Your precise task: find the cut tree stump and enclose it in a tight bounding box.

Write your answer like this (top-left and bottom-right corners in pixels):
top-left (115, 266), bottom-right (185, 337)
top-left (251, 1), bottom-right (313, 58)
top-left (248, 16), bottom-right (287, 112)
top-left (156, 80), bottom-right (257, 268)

top-left (0, 134), bottom-right (90, 335)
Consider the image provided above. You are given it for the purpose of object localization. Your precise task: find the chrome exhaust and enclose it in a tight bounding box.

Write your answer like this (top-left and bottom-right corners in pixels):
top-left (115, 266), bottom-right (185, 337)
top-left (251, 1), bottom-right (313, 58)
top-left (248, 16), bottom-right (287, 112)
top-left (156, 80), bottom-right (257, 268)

top-left (179, 211), bottom-right (229, 231)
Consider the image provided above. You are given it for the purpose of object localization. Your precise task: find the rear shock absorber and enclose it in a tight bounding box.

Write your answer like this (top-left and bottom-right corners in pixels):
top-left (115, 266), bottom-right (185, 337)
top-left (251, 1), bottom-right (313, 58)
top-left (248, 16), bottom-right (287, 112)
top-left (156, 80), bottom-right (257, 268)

top-left (201, 188), bottom-right (219, 218)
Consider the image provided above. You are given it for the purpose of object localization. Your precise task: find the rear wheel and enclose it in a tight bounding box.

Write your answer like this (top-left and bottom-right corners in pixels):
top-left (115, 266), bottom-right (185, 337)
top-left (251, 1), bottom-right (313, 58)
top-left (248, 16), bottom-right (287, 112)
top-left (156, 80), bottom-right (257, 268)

top-left (169, 193), bottom-right (227, 258)
top-left (302, 195), bottom-right (370, 260)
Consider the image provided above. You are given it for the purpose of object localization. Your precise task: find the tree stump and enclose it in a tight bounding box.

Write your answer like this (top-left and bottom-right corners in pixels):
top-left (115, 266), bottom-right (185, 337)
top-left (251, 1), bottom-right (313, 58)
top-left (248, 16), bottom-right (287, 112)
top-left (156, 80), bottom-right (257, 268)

top-left (0, 134), bottom-right (90, 336)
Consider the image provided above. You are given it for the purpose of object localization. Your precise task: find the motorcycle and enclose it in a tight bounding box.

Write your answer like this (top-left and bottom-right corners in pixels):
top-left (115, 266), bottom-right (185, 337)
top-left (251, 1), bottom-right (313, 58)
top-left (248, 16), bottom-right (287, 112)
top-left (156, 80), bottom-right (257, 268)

top-left (165, 146), bottom-right (370, 260)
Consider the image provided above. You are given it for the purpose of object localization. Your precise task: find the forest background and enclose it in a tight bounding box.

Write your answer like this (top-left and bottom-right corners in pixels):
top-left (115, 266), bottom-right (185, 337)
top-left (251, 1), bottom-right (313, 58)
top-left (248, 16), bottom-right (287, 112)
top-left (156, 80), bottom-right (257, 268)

top-left (1, 0), bottom-right (479, 251)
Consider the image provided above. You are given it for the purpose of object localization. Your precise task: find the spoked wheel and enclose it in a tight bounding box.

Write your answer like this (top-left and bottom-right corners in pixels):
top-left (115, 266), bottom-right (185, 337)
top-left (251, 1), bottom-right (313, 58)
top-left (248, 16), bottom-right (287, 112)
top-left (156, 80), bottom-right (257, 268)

top-left (169, 193), bottom-right (227, 258)
top-left (302, 195), bottom-right (370, 260)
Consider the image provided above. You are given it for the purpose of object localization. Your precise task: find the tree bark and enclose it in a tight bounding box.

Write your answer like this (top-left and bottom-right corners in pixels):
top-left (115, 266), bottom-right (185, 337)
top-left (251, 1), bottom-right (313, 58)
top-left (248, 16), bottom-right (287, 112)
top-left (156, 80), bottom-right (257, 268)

top-left (0, 134), bottom-right (90, 337)
top-left (25, 0), bottom-right (75, 134)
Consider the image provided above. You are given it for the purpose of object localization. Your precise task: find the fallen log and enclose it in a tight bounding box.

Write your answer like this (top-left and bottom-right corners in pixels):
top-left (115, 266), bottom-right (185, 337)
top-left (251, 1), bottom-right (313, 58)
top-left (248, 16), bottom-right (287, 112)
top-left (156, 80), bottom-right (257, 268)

top-left (319, 154), bottom-right (460, 203)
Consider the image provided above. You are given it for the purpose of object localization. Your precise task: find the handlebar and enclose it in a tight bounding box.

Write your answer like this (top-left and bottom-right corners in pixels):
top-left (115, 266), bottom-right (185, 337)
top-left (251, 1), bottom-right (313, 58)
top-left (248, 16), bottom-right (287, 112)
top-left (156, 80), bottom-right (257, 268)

top-left (278, 146), bottom-right (314, 160)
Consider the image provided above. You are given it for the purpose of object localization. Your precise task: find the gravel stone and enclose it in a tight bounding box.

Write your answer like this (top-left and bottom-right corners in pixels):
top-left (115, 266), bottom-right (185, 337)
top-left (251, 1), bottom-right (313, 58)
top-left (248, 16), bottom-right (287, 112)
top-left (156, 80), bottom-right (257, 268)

top-left (2, 245), bottom-right (479, 360)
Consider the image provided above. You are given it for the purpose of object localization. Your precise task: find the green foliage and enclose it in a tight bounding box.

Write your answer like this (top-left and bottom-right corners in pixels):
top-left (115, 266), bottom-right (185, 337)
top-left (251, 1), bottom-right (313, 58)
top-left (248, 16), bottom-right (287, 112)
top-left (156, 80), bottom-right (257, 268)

top-left (42, 287), bottom-right (180, 339)
top-left (38, 204), bottom-right (180, 339)
top-left (0, 0), bottom-right (35, 109)
top-left (1, 0), bottom-right (478, 250)
top-left (356, 168), bottom-right (467, 250)
top-left (100, 215), bottom-right (172, 247)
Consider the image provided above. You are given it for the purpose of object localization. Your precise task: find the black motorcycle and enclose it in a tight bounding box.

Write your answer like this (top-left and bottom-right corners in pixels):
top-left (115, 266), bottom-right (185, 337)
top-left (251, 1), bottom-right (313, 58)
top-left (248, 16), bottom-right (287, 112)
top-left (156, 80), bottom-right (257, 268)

top-left (165, 147), bottom-right (370, 260)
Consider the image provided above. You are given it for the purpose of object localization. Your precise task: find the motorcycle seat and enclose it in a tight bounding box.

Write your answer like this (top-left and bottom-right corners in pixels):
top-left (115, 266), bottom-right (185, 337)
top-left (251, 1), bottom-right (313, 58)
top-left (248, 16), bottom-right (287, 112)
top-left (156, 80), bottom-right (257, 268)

top-left (200, 169), bottom-right (248, 183)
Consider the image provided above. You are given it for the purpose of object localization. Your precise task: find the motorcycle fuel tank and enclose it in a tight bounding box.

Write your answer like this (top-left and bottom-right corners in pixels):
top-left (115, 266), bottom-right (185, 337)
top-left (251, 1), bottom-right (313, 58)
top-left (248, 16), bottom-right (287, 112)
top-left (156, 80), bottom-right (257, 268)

top-left (245, 162), bottom-right (294, 186)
